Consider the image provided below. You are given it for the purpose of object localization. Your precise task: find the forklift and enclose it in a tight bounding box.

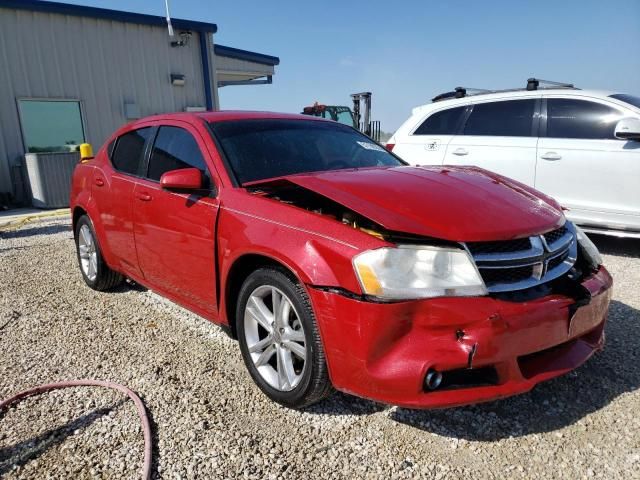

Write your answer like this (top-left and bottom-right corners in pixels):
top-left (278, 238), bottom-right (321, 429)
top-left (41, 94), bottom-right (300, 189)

top-left (301, 92), bottom-right (381, 142)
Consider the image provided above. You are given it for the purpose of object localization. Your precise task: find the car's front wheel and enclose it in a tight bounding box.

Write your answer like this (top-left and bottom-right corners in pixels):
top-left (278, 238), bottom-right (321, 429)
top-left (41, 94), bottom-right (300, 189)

top-left (236, 267), bottom-right (333, 408)
top-left (74, 214), bottom-right (123, 291)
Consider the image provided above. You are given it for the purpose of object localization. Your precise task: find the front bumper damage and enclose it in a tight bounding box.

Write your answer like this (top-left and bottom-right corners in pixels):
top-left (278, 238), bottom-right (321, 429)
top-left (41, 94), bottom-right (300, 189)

top-left (309, 266), bottom-right (613, 409)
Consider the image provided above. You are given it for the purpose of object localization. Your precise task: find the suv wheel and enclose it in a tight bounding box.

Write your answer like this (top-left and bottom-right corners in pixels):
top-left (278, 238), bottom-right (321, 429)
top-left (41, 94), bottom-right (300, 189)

top-left (74, 215), bottom-right (123, 291)
top-left (236, 267), bottom-right (333, 408)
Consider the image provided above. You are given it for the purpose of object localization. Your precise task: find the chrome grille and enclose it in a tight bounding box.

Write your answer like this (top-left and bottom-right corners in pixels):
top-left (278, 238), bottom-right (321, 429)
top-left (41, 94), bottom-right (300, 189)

top-left (466, 223), bottom-right (578, 293)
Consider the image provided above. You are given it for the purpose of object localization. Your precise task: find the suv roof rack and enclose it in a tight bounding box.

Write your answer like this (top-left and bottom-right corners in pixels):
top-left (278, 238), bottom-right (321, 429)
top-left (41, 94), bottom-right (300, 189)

top-left (431, 78), bottom-right (577, 102)
top-left (526, 78), bottom-right (574, 91)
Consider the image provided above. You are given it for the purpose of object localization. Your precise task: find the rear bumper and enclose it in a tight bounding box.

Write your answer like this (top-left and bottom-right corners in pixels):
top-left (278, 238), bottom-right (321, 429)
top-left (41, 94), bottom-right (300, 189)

top-left (309, 267), bottom-right (613, 409)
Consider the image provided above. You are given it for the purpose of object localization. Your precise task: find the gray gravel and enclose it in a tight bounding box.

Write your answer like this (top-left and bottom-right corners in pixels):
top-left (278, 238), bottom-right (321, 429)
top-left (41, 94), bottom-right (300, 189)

top-left (1, 218), bottom-right (639, 479)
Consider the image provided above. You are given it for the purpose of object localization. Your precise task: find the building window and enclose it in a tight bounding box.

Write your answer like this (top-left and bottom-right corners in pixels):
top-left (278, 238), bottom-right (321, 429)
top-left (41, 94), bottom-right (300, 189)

top-left (18, 99), bottom-right (85, 153)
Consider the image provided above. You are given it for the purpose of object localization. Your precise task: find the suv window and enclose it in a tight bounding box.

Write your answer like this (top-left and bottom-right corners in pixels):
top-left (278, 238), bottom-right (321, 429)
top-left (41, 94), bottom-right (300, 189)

top-left (609, 94), bottom-right (640, 110)
top-left (463, 100), bottom-right (536, 137)
top-left (147, 126), bottom-right (209, 185)
top-left (111, 127), bottom-right (153, 175)
top-left (546, 99), bottom-right (623, 139)
top-left (414, 106), bottom-right (466, 135)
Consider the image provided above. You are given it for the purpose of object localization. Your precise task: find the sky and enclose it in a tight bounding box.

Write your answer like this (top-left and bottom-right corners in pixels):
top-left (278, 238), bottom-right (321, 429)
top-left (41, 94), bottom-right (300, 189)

top-left (54, 0), bottom-right (640, 132)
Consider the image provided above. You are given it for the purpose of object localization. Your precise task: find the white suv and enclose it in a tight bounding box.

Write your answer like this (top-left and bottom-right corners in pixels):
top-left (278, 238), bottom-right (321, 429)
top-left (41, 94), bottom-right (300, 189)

top-left (387, 80), bottom-right (640, 237)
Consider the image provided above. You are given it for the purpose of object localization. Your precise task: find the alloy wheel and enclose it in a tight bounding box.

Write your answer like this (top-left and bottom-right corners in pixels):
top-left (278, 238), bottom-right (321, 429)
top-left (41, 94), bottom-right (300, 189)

top-left (78, 224), bottom-right (98, 282)
top-left (243, 285), bottom-right (307, 391)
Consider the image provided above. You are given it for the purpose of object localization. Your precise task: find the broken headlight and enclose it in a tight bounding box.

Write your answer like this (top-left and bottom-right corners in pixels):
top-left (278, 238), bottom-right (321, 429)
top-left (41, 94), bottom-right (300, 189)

top-left (575, 226), bottom-right (603, 270)
top-left (353, 245), bottom-right (487, 300)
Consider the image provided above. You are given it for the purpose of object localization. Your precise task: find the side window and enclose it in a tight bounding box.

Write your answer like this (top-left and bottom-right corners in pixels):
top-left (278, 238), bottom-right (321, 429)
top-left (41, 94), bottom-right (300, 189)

top-left (111, 127), bottom-right (153, 175)
top-left (147, 126), bottom-right (210, 186)
top-left (463, 100), bottom-right (536, 137)
top-left (546, 99), bottom-right (623, 139)
top-left (414, 106), bottom-right (466, 135)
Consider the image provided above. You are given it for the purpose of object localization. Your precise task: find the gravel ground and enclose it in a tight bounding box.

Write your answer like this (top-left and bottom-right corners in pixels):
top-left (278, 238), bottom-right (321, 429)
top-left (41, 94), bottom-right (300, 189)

top-left (1, 218), bottom-right (639, 479)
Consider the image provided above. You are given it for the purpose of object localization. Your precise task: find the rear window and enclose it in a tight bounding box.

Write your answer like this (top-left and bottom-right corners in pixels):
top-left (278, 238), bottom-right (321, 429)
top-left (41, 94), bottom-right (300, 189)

top-left (111, 128), bottom-right (153, 175)
top-left (209, 119), bottom-right (403, 184)
top-left (463, 100), bottom-right (536, 137)
top-left (414, 106), bottom-right (466, 135)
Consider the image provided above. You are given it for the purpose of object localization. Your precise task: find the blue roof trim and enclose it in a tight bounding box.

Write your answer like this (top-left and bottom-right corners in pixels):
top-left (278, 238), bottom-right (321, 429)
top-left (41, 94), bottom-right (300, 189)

top-left (214, 44), bottom-right (280, 66)
top-left (199, 32), bottom-right (213, 110)
top-left (0, 0), bottom-right (217, 32)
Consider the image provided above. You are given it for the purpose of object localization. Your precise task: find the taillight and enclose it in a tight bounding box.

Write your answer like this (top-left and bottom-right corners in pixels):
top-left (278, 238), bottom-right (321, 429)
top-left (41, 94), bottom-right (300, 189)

top-left (385, 143), bottom-right (395, 152)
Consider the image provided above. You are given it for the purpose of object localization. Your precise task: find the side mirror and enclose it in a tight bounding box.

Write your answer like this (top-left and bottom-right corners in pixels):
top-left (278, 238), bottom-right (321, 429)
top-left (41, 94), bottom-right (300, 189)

top-left (79, 143), bottom-right (94, 163)
top-left (160, 168), bottom-right (203, 190)
top-left (614, 117), bottom-right (640, 141)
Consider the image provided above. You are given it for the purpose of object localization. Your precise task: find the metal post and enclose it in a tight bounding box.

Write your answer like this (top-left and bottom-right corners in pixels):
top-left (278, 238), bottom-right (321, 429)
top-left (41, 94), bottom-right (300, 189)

top-left (351, 93), bottom-right (361, 132)
top-left (363, 93), bottom-right (371, 137)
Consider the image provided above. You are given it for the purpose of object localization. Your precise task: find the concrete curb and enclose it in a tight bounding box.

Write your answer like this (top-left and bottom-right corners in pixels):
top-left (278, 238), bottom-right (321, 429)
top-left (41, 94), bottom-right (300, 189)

top-left (0, 208), bottom-right (70, 231)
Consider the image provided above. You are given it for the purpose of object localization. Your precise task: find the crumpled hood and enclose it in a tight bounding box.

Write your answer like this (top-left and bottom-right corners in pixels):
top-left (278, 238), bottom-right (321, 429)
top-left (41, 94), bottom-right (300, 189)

top-left (269, 166), bottom-right (564, 242)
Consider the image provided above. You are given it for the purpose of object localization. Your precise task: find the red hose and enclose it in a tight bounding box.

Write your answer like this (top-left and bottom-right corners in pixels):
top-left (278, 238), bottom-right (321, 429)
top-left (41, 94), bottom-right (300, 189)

top-left (0, 380), bottom-right (152, 480)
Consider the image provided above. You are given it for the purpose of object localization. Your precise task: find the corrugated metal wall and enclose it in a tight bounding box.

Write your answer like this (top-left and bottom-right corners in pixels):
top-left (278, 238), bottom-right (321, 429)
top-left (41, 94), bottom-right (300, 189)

top-left (0, 7), bottom-right (212, 200)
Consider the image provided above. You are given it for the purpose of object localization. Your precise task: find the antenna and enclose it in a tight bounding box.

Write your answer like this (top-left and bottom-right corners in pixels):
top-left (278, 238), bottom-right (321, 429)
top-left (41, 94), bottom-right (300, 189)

top-left (164, 0), bottom-right (174, 37)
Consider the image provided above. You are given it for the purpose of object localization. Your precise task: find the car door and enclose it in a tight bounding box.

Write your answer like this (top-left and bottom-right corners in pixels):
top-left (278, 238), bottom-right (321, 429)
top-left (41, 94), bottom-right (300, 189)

top-left (536, 97), bottom-right (640, 231)
top-left (444, 98), bottom-right (540, 185)
top-left (393, 105), bottom-right (467, 165)
top-left (92, 127), bottom-right (154, 278)
top-left (132, 122), bottom-right (220, 316)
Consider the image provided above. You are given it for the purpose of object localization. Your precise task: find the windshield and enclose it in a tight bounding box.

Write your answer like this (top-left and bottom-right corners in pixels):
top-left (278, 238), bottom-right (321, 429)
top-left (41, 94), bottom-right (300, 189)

top-left (209, 119), bottom-right (404, 184)
top-left (331, 108), bottom-right (356, 127)
top-left (609, 94), bottom-right (640, 110)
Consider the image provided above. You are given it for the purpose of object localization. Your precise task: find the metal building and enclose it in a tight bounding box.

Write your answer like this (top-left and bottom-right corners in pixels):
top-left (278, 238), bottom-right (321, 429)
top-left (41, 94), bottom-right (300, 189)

top-left (0, 0), bottom-right (279, 205)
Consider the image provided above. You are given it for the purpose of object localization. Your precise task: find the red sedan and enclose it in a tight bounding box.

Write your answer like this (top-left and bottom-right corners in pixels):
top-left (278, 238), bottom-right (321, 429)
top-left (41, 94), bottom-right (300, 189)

top-left (70, 111), bottom-right (612, 409)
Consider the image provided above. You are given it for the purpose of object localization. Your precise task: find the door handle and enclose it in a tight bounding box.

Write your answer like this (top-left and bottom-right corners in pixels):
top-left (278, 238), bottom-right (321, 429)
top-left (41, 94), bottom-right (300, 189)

top-left (452, 148), bottom-right (468, 156)
top-left (94, 178), bottom-right (104, 187)
top-left (540, 152), bottom-right (562, 161)
top-left (135, 191), bottom-right (152, 202)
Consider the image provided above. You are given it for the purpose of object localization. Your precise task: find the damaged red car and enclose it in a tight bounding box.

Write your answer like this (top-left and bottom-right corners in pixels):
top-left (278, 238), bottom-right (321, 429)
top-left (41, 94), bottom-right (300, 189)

top-left (70, 111), bottom-right (612, 409)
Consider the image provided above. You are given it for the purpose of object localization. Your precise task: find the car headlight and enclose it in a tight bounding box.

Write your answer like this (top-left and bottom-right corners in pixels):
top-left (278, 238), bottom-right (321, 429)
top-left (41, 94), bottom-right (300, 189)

top-left (575, 225), bottom-right (603, 269)
top-left (352, 245), bottom-right (487, 300)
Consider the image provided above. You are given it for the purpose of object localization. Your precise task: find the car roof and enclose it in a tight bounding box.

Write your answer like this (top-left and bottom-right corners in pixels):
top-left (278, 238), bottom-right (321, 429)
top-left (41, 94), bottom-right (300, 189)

top-left (127, 110), bottom-right (328, 126)
top-left (412, 88), bottom-right (621, 113)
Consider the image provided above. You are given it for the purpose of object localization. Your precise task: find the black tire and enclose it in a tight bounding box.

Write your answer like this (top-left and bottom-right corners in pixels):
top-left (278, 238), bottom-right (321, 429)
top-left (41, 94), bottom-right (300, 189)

top-left (74, 214), bottom-right (123, 291)
top-left (236, 267), bottom-right (334, 408)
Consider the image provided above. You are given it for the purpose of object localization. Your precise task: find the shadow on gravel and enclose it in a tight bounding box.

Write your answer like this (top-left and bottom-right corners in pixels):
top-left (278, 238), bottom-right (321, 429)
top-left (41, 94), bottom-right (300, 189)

top-left (110, 280), bottom-right (149, 294)
top-left (306, 392), bottom-right (388, 416)
top-left (590, 234), bottom-right (640, 258)
top-left (389, 300), bottom-right (639, 440)
top-left (0, 242), bottom-right (61, 254)
top-left (0, 223), bottom-right (71, 240)
top-left (0, 399), bottom-right (125, 475)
